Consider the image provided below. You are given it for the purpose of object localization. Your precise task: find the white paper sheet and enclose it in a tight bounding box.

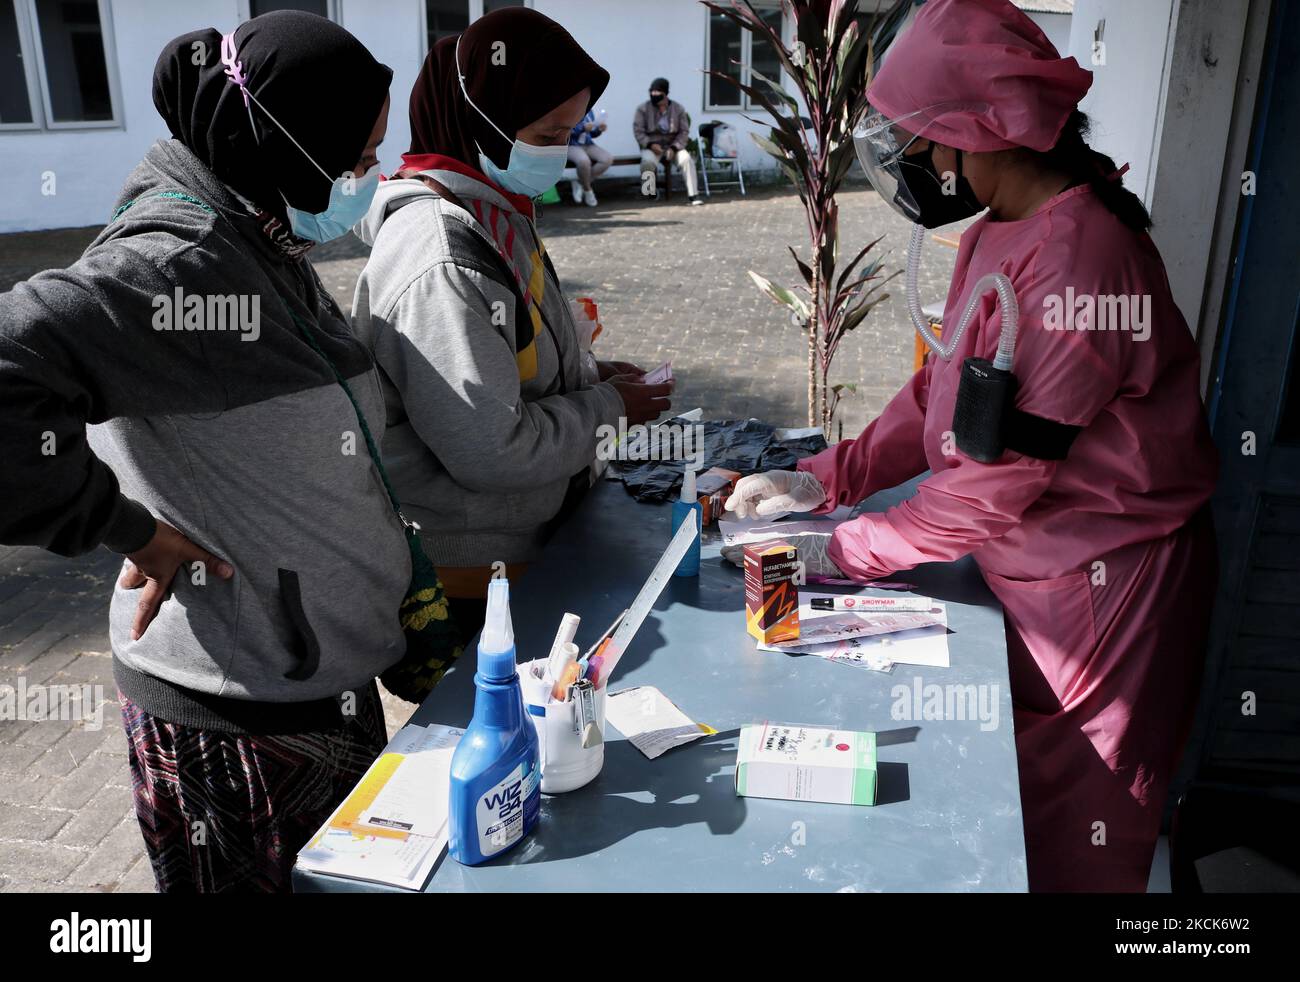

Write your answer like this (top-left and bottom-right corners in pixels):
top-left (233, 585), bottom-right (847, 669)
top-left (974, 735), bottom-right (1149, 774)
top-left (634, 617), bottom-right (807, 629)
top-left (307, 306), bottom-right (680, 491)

top-left (762, 604), bottom-right (951, 670)
top-left (295, 722), bottom-right (463, 890)
top-left (606, 686), bottom-right (715, 759)
top-left (764, 609), bottom-right (945, 649)
top-left (358, 723), bottom-right (461, 838)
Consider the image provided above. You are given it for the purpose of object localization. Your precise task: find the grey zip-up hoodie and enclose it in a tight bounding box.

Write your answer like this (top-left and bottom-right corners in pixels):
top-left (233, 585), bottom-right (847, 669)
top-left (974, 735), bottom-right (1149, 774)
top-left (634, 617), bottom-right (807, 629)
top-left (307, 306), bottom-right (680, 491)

top-left (0, 140), bottom-right (410, 731)
top-left (351, 168), bottom-right (624, 567)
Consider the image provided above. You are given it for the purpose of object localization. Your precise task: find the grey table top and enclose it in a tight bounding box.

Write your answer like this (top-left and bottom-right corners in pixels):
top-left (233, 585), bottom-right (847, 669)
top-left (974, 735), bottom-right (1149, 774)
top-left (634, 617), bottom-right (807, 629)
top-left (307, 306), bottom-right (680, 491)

top-left (294, 477), bottom-right (1026, 893)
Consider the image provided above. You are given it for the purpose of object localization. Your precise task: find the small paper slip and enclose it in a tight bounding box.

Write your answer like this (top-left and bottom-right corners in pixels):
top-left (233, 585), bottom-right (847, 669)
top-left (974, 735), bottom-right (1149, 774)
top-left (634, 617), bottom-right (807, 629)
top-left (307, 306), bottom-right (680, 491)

top-left (818, 636), bottom-right (896, 673)
top-left (295, 722), bottom-right (462, 890)
top-left (643, 360), bottom-right (673, 384)
top-left (606, 686), bottom-right (716, 759)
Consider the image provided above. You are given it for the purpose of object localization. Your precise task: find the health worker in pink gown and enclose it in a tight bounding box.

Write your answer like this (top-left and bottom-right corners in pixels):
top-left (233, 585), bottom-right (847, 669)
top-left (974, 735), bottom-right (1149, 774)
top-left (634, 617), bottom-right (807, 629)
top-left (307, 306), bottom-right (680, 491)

top-left (725, 0), bottom-right (1218, 892)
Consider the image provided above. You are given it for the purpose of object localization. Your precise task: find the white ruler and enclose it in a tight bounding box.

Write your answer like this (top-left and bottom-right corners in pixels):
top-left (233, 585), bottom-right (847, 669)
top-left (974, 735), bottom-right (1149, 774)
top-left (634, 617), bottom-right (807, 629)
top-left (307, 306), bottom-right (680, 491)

top-left (591, 516), bottom-right (699, 687)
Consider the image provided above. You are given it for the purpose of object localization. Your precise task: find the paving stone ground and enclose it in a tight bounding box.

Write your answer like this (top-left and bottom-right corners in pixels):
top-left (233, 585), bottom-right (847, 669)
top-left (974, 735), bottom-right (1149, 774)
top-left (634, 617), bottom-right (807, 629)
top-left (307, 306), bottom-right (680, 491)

top-left (0, 178), bottom-right (961, 892)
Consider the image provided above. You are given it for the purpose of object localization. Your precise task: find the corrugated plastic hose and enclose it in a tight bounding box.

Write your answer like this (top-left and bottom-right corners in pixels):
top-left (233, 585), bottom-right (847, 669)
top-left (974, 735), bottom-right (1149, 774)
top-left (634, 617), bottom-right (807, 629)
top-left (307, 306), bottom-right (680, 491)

top-left (905, 223), bottom-right (1020, 371)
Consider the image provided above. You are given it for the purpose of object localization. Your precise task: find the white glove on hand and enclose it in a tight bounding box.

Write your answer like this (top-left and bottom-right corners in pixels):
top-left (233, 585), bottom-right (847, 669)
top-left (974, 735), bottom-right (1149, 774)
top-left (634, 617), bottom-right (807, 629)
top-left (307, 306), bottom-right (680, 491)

top-left (724, 470), bottom-right (827, 520)
top-left (720, 531), bottom-right (844, 580)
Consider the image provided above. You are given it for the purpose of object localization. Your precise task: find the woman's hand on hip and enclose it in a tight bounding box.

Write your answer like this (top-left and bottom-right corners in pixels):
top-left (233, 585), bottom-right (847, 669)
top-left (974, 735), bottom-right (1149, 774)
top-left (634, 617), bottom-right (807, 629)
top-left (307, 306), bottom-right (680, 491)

top-left (119, 520), bottom-right (234, 641)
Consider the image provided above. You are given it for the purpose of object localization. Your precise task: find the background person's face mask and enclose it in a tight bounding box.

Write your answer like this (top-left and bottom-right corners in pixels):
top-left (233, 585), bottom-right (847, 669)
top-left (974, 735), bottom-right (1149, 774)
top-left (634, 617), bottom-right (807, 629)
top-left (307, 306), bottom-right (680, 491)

top-left (454, 37), bottom-right (570, 199)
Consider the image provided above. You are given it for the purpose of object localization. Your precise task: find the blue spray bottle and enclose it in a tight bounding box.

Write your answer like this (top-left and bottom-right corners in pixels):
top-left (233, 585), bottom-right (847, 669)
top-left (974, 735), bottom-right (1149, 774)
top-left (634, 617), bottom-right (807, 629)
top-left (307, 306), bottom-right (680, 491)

top-left (448, 578), bottom-right (541, 865)
top-left (671, 468), bottom-right (702, 577)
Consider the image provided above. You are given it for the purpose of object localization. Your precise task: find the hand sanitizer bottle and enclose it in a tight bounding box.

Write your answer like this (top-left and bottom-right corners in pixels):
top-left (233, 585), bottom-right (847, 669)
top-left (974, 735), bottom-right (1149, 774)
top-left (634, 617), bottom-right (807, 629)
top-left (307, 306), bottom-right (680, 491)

top-left (671, 468), bottom-right (702, 577)
top-left (448, 578), bottom-right (541, 865)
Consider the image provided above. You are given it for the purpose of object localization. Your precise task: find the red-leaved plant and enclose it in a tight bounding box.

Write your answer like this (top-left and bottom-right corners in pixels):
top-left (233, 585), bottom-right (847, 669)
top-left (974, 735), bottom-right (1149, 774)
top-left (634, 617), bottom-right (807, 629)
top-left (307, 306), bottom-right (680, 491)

top-left (703, 0), bottom-right (910, 435)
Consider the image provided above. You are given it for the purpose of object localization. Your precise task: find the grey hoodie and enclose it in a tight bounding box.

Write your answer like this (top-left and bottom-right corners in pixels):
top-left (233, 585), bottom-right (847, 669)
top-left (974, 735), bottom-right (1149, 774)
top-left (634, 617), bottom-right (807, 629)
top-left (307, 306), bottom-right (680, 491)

top-left (351, 168), bottom-right (624, 567)
top-left (0, 140), bottom-right (410, 731)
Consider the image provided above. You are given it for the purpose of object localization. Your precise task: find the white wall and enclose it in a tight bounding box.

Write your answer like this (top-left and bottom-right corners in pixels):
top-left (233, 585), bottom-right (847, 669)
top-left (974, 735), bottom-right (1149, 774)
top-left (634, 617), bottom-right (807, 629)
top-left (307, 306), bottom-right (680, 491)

top-left (1026, 10), bottom-right (1070, 55)
top-left (1066, 0), bottom-right (1256, 337)
top-left (1065, 0), bottom-right (1176, 210)
top-left (337, 0), bottom-right (423, 178)
top-left (537, 0), bottom-right (782, 176)
top-left (0, 0), bottom-right (240, 232)
top-left (0, 0), bottom-right (794, 233)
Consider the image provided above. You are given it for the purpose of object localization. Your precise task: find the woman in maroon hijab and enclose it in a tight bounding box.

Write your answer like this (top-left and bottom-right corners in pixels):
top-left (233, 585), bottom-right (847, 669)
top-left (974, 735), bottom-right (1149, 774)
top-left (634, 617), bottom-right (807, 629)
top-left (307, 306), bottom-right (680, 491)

top-left (351, 9), bottom-right (673, 641)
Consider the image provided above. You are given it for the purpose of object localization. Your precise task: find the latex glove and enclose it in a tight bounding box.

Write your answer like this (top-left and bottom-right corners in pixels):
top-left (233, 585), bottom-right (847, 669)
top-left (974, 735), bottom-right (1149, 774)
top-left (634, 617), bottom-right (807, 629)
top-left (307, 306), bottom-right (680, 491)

top-left (720, 531), bottom-right (844, 580)
top-left (725, 470), bottom-right (827, 520)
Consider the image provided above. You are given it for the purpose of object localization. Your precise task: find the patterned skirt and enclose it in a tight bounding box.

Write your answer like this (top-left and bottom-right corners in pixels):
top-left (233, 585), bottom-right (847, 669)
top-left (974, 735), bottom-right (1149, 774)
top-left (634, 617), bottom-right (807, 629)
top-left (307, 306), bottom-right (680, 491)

top-left (119, 685), bottom-right (387, 893)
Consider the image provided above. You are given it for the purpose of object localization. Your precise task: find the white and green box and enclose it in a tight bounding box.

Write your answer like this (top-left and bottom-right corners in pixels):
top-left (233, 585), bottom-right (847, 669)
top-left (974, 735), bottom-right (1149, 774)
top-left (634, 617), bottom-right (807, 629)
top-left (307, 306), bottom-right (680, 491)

top-left (735, 723), bottom-right (877, 806)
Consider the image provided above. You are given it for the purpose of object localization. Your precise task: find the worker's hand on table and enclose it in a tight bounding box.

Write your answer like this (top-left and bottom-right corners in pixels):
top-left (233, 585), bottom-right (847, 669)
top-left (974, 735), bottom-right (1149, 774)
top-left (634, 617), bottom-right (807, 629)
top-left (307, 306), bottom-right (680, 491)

top-left (725, 470), bottom-right (827, 519)
top-left (610, 374), bottom-right (673, 425)
top-left (721, 530), bottom-right (845, 580)
top-left (120, 520), bottom-right (234, 641)
top-left (597, 359), bottom-right (646, 381)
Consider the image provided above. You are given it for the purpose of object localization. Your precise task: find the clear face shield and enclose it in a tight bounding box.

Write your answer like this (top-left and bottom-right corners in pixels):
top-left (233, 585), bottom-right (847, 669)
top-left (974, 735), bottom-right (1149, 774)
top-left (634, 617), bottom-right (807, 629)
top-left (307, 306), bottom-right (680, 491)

top-left (853, 108), bottom-right (929, 224)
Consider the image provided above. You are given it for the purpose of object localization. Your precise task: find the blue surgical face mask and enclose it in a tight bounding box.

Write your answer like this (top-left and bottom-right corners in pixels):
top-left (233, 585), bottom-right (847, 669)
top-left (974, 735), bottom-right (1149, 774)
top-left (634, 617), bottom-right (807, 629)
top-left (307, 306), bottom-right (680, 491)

top-left (477, 140), bottom-right (569, 199)
top-left (285, 168), bottom-right (380, 242)
top-left (455, 36), bottom-right (571, 199)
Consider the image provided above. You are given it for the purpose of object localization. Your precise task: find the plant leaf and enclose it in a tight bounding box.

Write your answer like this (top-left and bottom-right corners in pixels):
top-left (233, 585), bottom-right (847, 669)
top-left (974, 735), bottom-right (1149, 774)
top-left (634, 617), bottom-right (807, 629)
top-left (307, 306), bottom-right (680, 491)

top-left (749, 270), bottom-right (810, 320)
top-left (748, 66), bottom-right (798, 112)
top-left (788, 246), bottom-right (813, 287)
top-left (835, 234), bottom-right (885, 294)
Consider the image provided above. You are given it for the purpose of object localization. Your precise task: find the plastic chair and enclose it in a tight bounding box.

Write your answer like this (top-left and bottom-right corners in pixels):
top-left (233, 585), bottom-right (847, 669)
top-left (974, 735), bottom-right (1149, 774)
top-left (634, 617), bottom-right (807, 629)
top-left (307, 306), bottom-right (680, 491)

top-left (697, 122), bottom-right (745, 197)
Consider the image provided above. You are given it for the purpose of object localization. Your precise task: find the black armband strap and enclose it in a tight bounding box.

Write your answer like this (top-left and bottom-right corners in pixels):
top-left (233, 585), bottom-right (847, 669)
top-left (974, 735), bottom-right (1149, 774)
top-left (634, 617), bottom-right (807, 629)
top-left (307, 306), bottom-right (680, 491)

top-left (1001, 408), bottom-right (1083, 461)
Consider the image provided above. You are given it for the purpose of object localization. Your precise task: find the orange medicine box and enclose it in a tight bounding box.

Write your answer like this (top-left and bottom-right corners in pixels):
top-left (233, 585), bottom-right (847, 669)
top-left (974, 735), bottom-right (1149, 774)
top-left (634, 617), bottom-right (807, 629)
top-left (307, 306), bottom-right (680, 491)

top-left (744, 540), bottom-right (801, 645)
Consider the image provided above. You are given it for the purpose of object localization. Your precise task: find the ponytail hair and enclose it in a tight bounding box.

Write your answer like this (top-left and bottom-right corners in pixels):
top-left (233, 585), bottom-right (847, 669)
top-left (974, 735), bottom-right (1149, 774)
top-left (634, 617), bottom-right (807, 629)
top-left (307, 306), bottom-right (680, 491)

top-left (1038, 110), bottom-right (1152, 233)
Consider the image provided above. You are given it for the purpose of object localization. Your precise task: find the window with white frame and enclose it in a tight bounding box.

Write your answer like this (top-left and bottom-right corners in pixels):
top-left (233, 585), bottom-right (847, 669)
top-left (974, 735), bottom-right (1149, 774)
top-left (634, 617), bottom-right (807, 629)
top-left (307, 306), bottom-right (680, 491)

top-left (423, 0), bottom-right (527, 55)
top-left (1, 0), bottom-right (120, 129)
top-left (706, 3), bottom-right (786, 111)
top-left (245, 0), bottom-right (338, 20)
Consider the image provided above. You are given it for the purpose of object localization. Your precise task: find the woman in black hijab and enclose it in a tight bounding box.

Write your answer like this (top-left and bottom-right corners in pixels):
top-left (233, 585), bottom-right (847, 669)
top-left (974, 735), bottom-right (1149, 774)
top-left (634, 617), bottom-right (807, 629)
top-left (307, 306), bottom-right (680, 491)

top-left (0, 12), bottom-right (408, 892)
top-left (154, 11), bottom-right (392, 245)
top-left (406, 7), bottom-right (605, 171)
top-left (351, 8), bottom-right (672, 642)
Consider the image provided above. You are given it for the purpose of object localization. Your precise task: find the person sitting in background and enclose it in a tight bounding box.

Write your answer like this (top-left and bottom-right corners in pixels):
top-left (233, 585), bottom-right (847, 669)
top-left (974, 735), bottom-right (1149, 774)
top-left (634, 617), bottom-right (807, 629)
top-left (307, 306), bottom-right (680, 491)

top-left (568, 108), bottom-right (612, 206)
top-left (633, 77), bottom-right (702, 205)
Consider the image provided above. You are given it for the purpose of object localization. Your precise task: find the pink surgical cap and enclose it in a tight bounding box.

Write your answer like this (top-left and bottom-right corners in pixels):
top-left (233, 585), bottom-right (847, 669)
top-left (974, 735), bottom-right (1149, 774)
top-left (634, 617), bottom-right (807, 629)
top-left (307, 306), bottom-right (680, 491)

top-left (867, 0), bottom-right (1093, 153)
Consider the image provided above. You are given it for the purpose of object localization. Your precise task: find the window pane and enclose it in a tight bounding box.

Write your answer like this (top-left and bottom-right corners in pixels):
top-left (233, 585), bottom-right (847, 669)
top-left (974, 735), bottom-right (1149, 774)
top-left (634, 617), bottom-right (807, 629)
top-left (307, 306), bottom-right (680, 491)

top-left (427, 0), bottom-right (468, 48)
top-left (749, 7), bottom-right (784, 99)
top-left (483, 0), bottom-right (524, 12)
top-left (250, 0), bottom-right (329, 17)
top-left (707, 11), bottom-right (742, 108)
top-left (1, 1), bottom-right (33, 124)
top-left (35, 0), bottom-right (111, 123)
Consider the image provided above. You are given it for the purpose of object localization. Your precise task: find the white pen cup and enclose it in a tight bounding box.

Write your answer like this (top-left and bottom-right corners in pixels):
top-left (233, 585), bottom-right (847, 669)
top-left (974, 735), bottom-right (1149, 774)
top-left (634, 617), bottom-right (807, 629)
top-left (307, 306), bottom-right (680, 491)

top-left (521, 659), bottom-right (606, 793)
